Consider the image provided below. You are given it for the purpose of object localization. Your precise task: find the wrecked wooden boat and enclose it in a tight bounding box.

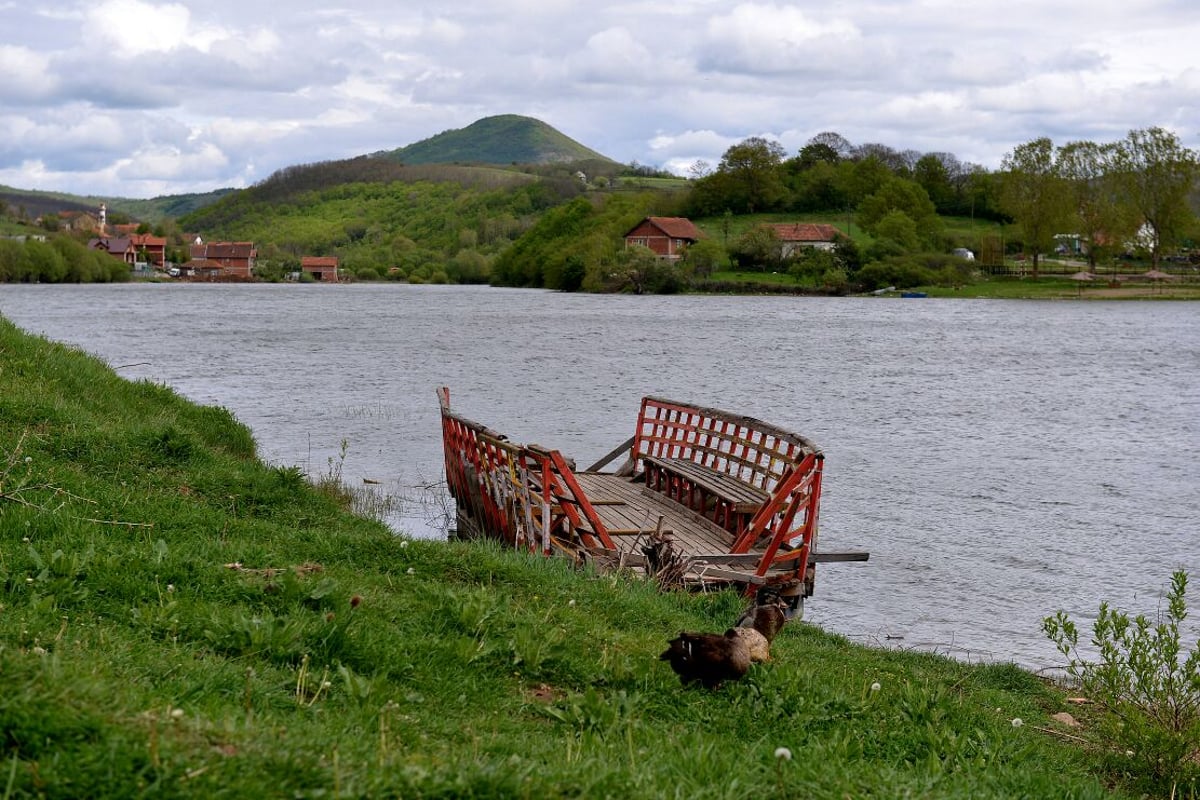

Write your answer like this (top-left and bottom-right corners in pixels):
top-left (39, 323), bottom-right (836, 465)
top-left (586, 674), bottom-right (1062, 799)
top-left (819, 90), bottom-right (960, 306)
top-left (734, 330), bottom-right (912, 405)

top-left (437, 388), bottom-right (867, 617)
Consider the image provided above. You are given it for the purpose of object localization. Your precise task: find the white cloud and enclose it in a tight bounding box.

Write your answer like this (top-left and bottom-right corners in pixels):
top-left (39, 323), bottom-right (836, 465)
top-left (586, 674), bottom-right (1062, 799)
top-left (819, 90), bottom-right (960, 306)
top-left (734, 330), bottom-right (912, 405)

top-left (116, 141), bottom-right (229, 181)
top-left (701, 3), bottom-right (864, 75)
top-left (1, 0), bottom-right (1198, 196)
top-left (85, 0), bottom-right (196, 56)
top-left (0, 46), bottom-right (58, 100)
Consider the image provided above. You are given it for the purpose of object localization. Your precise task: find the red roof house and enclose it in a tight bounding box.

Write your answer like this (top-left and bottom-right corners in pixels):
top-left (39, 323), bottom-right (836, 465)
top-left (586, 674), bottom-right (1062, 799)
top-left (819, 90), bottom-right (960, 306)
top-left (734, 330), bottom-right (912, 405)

top-left (188, 241), bottom-right (257, 279)
top-left (623, 217), bottom-right (705, 260)
top-left (768, 223), bottom-right (841, 256)
top-left (300, 256), bottom-right (340, 282)
top-left (130, 233), bottom-right (167, 266)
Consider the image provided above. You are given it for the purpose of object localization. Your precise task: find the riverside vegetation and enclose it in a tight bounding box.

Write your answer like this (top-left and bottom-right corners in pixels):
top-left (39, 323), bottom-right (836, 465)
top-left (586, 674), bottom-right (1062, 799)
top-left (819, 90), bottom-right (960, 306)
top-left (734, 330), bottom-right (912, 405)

top-left (0, 315), bottom-right (1164, 798)
top-left (3, 119), bottom-right (1196, 296)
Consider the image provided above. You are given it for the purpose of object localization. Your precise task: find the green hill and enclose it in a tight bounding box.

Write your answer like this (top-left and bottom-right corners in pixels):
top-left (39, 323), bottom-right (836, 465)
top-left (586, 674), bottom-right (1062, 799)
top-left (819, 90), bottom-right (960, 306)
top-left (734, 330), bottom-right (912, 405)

top-left (0, 316), bottom-right (1137, 798)
top-left (380, 114), bottom-right (615, 166)
top-left (0, 184), bottom-right (232, 225)
top-left (178, 157), bottom-right (586, 283)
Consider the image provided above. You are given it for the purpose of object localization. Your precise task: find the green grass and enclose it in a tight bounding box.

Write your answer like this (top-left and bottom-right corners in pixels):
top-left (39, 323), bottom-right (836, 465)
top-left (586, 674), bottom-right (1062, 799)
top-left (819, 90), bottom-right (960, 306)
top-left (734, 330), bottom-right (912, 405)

top-left (0, 314), bottom-right (1145, 798)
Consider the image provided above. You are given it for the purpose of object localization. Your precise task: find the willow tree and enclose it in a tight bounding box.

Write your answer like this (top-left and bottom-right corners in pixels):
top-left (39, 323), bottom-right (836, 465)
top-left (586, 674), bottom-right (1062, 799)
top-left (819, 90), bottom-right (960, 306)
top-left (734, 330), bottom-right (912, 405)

top-left (999, 137), bottom-right (1071, 278)
top-left (1111, 127), bottom-right (1199, 269)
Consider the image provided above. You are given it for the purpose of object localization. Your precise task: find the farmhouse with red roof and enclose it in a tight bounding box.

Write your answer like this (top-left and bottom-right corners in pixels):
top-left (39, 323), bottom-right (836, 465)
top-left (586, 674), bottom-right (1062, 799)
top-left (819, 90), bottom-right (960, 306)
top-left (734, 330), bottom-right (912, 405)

top-left (623, 216), bottom-right (705, 260)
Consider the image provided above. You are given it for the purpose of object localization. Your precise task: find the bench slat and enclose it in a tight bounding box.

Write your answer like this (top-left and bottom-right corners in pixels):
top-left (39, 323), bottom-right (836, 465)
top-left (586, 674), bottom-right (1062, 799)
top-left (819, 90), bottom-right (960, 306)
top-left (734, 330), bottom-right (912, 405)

top-left (642, 455), bottom-right (768, 512)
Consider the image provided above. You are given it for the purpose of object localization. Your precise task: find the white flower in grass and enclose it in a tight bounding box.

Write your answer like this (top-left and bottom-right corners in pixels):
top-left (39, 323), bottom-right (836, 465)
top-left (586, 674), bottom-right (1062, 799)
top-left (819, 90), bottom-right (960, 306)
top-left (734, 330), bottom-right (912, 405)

top-left (1011, 718), bottom-right (1023, 728)
top-left (870, 682), bottom-right (881, 692)
top-left (774, 747), bottom-right (792, 761)
top-left (400, 540), bottom-right (409, 549)
top-left (170, 708), bottom-right (184, 719)
top-left (24, 456), bottom-right (31, 464)
top-left (406, 567), bottom-right (415, 575)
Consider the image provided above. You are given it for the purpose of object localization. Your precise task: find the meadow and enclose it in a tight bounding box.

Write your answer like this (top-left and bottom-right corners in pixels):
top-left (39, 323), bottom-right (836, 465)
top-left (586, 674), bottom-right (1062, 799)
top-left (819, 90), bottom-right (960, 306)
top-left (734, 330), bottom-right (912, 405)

top-left (0, 315), bottom-right (1151, 798)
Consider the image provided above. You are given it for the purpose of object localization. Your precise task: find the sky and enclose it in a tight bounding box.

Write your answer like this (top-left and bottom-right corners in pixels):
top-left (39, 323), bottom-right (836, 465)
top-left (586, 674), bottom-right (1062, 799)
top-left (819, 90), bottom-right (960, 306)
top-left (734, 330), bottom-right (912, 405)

top-left (2, 0), bottom-right (1198, 199)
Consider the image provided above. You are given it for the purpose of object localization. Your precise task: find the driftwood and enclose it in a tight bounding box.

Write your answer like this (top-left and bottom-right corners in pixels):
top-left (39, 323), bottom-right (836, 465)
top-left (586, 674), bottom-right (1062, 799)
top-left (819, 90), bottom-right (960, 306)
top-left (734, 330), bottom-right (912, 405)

top-left (640, 516), bottom-right (687, 590)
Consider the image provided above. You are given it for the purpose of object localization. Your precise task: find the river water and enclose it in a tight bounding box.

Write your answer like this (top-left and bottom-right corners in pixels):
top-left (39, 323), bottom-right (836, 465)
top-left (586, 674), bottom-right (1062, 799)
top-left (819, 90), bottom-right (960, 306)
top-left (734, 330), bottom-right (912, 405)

top-left (1, 282), bottom-right (1197, 670)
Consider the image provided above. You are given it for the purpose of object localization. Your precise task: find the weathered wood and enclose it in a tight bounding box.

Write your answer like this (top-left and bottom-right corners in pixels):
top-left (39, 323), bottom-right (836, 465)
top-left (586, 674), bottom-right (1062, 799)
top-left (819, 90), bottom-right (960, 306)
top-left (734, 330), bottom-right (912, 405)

top-left (585, 435), bottom-right (637, 473)
top-left (808, 551), bottom-right (870, 563)
top-left (438, 388), bottom-right (867, 600)
top-left (642, 455), bottom-right (768, 512)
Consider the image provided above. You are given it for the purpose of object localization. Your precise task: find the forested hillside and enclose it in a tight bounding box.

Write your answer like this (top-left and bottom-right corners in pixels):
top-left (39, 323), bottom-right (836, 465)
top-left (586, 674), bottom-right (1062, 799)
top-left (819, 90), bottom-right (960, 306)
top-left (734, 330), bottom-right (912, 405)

top-left (179, 158), bottom-right (587, 282)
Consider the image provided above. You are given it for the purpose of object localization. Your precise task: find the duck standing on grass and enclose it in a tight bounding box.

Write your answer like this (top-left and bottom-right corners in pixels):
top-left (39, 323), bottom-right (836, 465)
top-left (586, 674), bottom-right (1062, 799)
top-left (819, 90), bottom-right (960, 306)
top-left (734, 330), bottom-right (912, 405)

top-left (660, 630), bottom-right (752, 689)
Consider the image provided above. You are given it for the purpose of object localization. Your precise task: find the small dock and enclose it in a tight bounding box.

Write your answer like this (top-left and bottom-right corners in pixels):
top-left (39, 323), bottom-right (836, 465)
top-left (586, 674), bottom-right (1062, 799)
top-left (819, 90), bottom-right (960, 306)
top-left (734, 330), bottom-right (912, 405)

top-left (438, 389), bottom-right (866, 614)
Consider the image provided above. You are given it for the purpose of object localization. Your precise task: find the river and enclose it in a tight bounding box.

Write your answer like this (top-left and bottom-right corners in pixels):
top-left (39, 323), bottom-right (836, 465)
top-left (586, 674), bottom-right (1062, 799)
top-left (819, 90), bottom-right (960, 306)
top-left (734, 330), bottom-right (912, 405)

top-left (1, 282), bottom-right (1197, 669)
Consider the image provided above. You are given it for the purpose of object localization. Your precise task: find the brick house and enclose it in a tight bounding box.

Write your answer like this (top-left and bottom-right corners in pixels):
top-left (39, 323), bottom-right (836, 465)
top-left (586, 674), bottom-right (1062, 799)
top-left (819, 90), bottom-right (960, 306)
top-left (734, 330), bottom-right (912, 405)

top-left (188, 241), bottom-right (257, 279)
top-left (300, 256), bottom-right (340, 282)
top-left (623, 217), bottom-right (705, 260)
top-left (767, 223), bottom-right (841, 257)
top-left (130, 233), bottom-right (167, 266)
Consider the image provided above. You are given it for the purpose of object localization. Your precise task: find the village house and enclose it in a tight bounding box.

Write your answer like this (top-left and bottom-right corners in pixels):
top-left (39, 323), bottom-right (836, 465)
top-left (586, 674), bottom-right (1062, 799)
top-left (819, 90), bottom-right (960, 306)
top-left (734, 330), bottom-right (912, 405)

top-left (623, 216), bottom-right (705, 260)
top-left (87, 236), bottom-right (137, 265)
top-left (129, 233), bottom-right (168, 266)
top-left (300, 256), bottom-right (340, 282)
top-left (57, 210), bottom-right (101, 233)
top-left (188, 240), bottom-right (257, 279)
top-left (767, 223), bottom-right (841, 257)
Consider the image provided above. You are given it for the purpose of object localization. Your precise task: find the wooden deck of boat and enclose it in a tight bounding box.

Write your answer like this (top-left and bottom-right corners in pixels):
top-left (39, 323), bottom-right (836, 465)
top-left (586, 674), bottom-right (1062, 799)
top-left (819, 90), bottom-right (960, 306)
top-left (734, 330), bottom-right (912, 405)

top-left (573, 473), bottom-right (782, 580)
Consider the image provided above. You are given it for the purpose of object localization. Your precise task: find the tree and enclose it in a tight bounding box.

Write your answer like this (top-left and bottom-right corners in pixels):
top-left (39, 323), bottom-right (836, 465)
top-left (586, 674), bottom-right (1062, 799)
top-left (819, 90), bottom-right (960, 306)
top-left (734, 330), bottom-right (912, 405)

top-left (681, 238), bottom-right (728, 278)
top-left (872, 210), bottom-right (921, 253)
top-left (1057, 140), bottom-right (1128, 268)
top-left (730, 226), bottom-right (782, 272)
top-left (687, 159), bottom-right (712, 180)
top-left (999, 137), bottom-right (1071, 277)
top-left (913, 153), bottom-right (963, 215)
top-left (857, 178), bottom-right (943, 248)
top-left (807, 131), bottom-right (854, 161)
top-left (714, 137), bottom-right (787, 214)
top-left (1111, 127), bottom-right (1199, 269)
top-left (837, 156), bottom-right (893, 207)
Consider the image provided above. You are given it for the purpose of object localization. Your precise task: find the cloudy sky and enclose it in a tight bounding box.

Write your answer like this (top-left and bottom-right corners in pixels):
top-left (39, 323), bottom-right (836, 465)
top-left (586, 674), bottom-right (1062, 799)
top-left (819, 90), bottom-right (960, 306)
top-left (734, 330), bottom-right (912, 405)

top-left (2, 0), bottom-right (1197, 199)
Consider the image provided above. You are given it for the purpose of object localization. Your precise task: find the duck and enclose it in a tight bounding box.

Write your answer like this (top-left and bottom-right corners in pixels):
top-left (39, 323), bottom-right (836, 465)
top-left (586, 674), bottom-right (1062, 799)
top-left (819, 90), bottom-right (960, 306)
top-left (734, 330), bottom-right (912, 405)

top-left (735, 591), bottom-right (789, 644)
top-left (729, 626), bottom-right (770, 663)
top-left (660, 629), bottom-right (752, 689)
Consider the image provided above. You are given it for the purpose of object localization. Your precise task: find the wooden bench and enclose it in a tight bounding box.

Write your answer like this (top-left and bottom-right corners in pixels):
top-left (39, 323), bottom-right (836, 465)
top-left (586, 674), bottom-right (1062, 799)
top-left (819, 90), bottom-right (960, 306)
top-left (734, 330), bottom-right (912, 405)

top-left (641, 455), bottom-right (769, 538)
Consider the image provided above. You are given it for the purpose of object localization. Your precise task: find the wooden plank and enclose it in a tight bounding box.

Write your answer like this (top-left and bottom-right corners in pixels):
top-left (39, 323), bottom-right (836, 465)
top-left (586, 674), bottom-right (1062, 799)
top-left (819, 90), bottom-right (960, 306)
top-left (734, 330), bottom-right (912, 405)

top-left (808, 551), bottom-right (870, 563)
top-left (585, 435), bottom-right (637, 472)
top-left (642, 455), bottom-right (767, 511)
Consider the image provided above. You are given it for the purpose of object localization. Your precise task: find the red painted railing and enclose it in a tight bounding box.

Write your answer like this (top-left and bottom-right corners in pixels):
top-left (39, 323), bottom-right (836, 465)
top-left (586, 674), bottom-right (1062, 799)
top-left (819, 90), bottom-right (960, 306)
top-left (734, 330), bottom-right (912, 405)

top-left (629, 397), bottom-right (824, 582)
top-left (438, 388), bottom-right (613, 554)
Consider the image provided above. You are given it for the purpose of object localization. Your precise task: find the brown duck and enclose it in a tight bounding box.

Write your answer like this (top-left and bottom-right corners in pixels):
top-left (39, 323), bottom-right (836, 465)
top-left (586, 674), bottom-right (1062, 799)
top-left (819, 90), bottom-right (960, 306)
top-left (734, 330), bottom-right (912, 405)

top-left (660, 629), bottom-right (752, 689)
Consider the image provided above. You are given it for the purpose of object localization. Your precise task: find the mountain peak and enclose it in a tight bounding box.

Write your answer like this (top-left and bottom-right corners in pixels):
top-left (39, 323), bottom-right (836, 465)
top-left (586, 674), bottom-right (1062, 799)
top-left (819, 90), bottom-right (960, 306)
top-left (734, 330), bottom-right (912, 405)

top-left (380, 115), bottom-right (614, 166)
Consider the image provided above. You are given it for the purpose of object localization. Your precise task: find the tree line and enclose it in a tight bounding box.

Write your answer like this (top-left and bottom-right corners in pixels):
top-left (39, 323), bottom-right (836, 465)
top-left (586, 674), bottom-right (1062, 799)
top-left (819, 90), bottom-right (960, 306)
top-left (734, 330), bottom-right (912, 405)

top-left (1, 126), bottom-right (1196, 289)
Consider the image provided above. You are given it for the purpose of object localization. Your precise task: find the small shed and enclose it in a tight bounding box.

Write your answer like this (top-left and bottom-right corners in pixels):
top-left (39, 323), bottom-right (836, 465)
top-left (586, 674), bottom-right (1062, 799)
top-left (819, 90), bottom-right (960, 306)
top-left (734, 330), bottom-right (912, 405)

top-left (301, 256), bottom-right (340, 282)
top-left (623, 217), bottom-right (705, 260)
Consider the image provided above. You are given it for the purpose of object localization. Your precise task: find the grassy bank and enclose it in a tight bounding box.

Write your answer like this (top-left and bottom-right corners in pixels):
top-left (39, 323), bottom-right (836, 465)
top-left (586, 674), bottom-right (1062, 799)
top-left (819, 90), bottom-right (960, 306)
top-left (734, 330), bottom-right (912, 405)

top-left (0, 316), bottom-right (1137, 798)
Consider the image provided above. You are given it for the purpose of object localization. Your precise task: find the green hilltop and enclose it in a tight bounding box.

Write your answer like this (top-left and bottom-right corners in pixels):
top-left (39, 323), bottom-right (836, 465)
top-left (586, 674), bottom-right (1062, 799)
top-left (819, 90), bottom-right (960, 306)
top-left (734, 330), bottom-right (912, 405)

top-left (379, 114), bottom-right (616, 166)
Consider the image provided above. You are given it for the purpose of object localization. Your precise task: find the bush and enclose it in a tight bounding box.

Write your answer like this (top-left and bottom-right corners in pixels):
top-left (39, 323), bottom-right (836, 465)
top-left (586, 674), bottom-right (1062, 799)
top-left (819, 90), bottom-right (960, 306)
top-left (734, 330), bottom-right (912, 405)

top-left (1044, 570), bottom-right (1200, 790)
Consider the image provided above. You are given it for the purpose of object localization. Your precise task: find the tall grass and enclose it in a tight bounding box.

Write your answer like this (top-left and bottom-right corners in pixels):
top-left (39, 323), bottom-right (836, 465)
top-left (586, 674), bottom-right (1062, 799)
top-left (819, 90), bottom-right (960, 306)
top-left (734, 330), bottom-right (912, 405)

top-left (0, 315), bottom-right (1137, 798)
